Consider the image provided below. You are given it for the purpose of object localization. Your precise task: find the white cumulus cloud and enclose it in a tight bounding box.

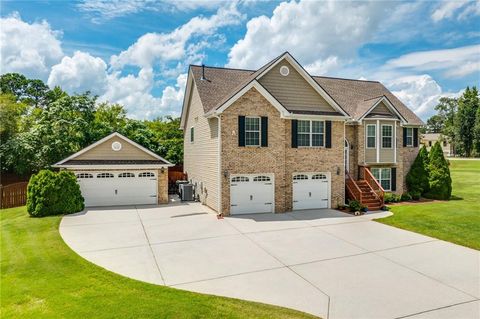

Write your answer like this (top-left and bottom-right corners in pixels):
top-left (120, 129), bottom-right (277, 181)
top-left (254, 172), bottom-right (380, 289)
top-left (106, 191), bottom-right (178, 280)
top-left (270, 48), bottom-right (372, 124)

top-left (226, 0), bottom-right (396, 71)
top-left (0, 13), bottom-right (64, 79)
top-left (387, 74), bottom-right (463, 120)
top-left (48, 51), bottom-right (108, 94)
top-left (110, 3), bottom-right (244, 69)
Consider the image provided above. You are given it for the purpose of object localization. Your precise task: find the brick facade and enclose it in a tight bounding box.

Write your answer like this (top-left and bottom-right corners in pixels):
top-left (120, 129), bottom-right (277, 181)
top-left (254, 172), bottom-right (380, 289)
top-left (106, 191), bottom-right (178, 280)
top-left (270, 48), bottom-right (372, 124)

top-left (220, 88), bottom-right (345, 214)
top-left (157, 168), bottom-right (169, 204)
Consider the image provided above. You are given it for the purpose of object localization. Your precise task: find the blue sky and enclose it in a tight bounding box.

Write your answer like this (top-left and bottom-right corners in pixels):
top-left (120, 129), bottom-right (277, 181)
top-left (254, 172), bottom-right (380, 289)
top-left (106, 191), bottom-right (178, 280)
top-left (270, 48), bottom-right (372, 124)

top-left (1, 0), bottom-right (479, 120)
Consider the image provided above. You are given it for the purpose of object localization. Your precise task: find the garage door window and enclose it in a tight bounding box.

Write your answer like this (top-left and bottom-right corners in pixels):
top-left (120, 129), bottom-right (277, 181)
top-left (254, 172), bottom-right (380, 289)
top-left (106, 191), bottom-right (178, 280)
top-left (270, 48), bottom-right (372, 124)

top-left (97, 173), bottom-right (114, 178)
top-left (293, 174), bottom-right (308, 180)
top-left (253, 175), bottom-right (270, 182)
top-left (231, 176), bottom-right (249, 182)
top-left (76, 173), bottom-right (93, 179)
top-left (312, 174), bottom-right (327, 180)
top-left (138, 172), bottom-right (155, 177)
top-left (118, 172), bottom-right (135, 178)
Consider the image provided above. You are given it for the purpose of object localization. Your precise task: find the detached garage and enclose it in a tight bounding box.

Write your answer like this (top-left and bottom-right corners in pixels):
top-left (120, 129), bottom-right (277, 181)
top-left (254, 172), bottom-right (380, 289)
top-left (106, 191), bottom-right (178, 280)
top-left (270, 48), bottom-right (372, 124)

top-left (53, 132), bottom-right (173, 207)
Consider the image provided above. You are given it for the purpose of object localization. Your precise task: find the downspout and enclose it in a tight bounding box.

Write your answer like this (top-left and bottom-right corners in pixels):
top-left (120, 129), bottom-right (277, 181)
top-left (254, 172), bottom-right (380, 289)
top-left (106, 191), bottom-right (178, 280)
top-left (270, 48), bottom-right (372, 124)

top-left (215, 115), bottom-right (222, 214)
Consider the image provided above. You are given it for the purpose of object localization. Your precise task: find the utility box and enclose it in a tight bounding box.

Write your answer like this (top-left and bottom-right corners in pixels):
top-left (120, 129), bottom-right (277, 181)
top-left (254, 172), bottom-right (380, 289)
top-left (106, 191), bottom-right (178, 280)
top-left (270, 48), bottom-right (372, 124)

top-left (179, 184), bottom-right (194, 201)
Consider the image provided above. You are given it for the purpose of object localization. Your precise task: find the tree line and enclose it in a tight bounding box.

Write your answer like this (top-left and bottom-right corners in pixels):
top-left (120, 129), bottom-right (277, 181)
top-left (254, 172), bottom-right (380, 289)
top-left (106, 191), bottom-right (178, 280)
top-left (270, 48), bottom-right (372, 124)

top-left (0, 73), bottom-right (184, 177)
top-left (425, 86), bottom-right (480, 157)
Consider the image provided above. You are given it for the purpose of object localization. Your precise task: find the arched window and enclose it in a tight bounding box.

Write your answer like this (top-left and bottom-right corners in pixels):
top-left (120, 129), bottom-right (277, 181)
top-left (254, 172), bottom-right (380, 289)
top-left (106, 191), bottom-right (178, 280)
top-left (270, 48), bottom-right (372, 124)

top-left (253, 176), bottom-right (270, 182)
top-left (293, 174), bottom-right (308, 180)
top-left (118, 172), bottom-right (135, 178)
top-left (231, 176), bottom-right (249, 182)
top-left (76, 173), bottom-right (93, 179)
top-left (97, 173), bottom-right (114, 178)
top-left (312, 174), bottom-right (327, 180)
top-left (138, 172), bottom-right (155, 178)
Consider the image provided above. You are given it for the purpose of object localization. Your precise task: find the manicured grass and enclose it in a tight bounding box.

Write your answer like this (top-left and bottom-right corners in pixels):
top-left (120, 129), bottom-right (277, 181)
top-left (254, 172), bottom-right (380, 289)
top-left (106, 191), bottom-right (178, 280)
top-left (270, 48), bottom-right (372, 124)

top-left (377, 159), bottom-right (480, 250)
top-left (1, 207), bottom-right (317, 319)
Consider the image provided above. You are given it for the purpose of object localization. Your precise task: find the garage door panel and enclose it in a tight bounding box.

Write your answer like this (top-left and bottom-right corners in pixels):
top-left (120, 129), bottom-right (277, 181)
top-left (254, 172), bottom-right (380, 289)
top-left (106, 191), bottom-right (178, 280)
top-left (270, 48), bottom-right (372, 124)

top-left (293, 173), bottom-right (330, 210)
top-left (230, 175), bottom-right (274, 215)
top-left (75, 171), bottom-right (157, 207)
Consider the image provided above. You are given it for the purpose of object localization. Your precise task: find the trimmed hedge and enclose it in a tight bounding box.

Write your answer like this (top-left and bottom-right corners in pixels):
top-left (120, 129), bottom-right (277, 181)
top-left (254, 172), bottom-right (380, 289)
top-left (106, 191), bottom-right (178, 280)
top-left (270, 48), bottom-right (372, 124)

top-left (27, 170), bottom-right (84, 217)
top-left (425, 142), bottom-right (452, 200)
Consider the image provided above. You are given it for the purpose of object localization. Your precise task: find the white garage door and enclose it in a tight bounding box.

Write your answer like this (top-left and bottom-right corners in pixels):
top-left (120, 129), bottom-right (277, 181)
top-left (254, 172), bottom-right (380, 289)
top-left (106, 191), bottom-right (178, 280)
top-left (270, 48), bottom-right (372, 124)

top-left (293, 172), bottom-right (330, 210)
top-left (230, 174), bottom-right (274, 215)
top-left (75, 171), bottom-right (157, 207)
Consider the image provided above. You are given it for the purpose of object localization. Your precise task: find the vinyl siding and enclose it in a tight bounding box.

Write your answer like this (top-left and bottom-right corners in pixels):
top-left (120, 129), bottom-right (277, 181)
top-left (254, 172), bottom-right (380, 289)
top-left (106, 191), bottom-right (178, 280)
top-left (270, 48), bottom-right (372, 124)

top-left (76, 136), bottom-right (157, 160)
top-left (370, 101), bottom-right (394, 116)
top-left (363, 120), bottom-right (397, 164)
top-left (183, 81), bottom-right (219, 211)
top-left (258, 60), bottom-right (335, 113)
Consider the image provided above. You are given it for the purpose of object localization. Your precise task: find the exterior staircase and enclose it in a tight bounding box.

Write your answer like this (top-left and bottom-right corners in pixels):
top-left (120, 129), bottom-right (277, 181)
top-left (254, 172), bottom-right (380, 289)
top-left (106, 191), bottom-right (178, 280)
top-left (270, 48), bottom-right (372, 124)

top-left (345, 166), bottom-right (385, 211)
top-left (355, 180), bottom-right (383, 210)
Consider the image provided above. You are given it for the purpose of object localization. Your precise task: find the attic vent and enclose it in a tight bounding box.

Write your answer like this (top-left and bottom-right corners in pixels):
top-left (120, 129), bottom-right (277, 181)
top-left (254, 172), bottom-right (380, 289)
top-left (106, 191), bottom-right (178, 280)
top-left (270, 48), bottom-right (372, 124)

top-left (280, 65), bottom-right (289, 76)
top-left (112, 141), bottom-right (122, 151)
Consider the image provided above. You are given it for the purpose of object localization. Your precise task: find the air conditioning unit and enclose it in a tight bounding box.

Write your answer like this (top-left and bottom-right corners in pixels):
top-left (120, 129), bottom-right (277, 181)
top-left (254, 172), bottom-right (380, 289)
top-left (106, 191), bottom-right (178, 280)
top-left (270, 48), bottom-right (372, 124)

top-left (180, 184), bottom-right (195, 201)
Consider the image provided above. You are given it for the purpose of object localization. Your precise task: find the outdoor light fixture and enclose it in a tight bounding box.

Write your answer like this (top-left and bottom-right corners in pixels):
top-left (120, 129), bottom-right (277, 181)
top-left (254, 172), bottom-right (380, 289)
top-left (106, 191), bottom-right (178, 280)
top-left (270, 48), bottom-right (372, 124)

top-left (160, 167), bottom-right (165, 174)
top-left (337, 167), bottom-right (341, 175)
top-left (224, 170), bottom-right (229, 178)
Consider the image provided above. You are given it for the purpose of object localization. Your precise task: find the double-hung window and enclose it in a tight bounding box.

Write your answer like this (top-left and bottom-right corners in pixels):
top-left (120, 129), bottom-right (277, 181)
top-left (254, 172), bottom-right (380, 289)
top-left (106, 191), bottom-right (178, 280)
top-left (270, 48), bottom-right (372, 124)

top-left (405, 127), bottom-right (413, 147)
top-left (366, 124), bottom-right (376, 148)
top-left (297, 120), bottom-right (324, 147)
top-left (382, 125), bottom-right (393, 148)
top-left (371, 168), bottom-right (391, 191)
top-left (245, 117), bottom-right (260, 146)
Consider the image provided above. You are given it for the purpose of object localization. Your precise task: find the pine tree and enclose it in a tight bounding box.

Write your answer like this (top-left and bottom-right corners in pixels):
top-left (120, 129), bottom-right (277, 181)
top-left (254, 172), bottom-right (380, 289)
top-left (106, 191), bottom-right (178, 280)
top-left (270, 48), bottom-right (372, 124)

top-left (474, 106), bottom-right (480, 156)
top-left (406, 146), bottom-right (429, 197)
top-left (425, 142), bottom-right (452, 200)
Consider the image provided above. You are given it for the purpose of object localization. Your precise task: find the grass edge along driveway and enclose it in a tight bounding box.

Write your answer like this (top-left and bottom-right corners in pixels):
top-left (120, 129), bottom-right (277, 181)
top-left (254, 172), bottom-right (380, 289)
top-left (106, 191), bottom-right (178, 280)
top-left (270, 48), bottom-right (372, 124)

top-left (377, 159), bottom-right (480, 250)
top-left (1, 206), bottom-right (317, 319)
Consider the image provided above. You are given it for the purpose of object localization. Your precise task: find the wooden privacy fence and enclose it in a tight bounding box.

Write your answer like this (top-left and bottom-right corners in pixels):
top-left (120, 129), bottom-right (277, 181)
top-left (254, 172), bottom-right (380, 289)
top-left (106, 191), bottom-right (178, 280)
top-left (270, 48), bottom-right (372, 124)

top-left (0, 182), bottom-right (28, 209)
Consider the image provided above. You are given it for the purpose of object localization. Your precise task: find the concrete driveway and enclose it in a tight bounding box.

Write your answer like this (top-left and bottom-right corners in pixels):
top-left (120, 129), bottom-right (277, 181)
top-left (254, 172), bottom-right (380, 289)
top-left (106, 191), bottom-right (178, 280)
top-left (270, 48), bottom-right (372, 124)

top-left (60, 202), bottom-right (480, 319)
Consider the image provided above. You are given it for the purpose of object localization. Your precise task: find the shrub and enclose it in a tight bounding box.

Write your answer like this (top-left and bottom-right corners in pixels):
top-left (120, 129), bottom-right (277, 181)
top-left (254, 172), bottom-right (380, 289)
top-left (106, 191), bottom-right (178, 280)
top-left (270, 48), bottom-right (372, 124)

top-left (425, 142), bottom-right (452, 200)
top-left (27, 170), bottom-right (84, 217)
top-left (406, 146), bottom-right (430, 196)
top-left (348, 199), bottom-right (365, 212)
top-left (401, 193), bottom-right (412, 201)
top-left (384, 192), bottom-right (401, 203)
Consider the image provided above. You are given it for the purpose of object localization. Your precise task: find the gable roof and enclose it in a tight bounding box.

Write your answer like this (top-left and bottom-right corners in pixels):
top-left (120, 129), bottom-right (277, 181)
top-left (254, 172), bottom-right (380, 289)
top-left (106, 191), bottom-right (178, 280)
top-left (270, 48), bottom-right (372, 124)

top-left (181, 53), bottom-right (424, 127)
top-left (54, 132), bottom-right (173, 167)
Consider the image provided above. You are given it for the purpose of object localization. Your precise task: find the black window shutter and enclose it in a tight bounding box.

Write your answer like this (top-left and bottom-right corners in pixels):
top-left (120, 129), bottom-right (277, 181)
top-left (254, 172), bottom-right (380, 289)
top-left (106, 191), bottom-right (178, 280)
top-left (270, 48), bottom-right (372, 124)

top-left (238, 116), bottom-right (245, 147)
top-left (291, 120), bottom-right (298, 148)
top-left (261, 117), bottom-right (268, 147)
top-left (403, 128), bottom-right (407, 147)
top-left (391, 167), bottom-right (397, 191)
top-left (325, 120), bottom-right (332, 148)
top-left (413, 128), bottom-right (419, 147)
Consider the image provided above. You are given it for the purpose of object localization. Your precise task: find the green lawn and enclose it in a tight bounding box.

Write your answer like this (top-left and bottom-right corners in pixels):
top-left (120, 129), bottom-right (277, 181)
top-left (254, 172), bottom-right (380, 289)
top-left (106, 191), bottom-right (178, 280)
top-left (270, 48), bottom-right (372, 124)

top-left (1, 207), bottom-right (316, 319)
top-left (377, 159), bottom-right (480, 250)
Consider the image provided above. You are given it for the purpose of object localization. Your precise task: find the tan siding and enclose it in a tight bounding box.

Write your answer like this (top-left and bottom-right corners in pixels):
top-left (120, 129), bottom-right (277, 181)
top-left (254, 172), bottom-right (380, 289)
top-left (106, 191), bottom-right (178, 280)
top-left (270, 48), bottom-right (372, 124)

top-left (76, 136), bottom-right (156, 160)
top-left (183, 82), bottom-right (219, 211)
top-left (371, 101), bottom-right (394, 116)
top-left (258, 61), bottom-right (335, 113)
top-left (363, 120), bottom-right (397, 164)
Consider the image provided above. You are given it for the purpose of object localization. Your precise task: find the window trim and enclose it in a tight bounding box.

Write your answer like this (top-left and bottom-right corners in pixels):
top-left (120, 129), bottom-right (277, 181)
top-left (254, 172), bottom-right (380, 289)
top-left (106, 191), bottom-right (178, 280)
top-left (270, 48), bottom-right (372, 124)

top-left (405, 127), bottom-right (413, 147)
top-left (297, 120), bottom-right (325, 147)
top-left (245, 116), bottom-right (261, 147)
top-left (371, 168), bottom-right (392, 191)
top-left (190, 126), bottom-right (194, 143)
top-left (366, 124), bottom-right (376, 149)
top-left (381, 124), bottom-right (393, 149)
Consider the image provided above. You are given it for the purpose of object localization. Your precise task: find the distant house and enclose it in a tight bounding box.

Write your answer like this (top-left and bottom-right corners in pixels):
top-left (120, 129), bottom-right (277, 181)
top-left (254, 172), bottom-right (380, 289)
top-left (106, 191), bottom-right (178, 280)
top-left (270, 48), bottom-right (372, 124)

top-left (421, 133), bottom-right (454, 157)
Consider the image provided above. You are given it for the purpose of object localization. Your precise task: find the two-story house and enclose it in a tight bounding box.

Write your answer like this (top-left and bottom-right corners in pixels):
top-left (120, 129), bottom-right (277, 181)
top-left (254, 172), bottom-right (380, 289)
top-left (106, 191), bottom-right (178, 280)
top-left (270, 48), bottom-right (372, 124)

top-left (180, 52), bottom-right (423, 215)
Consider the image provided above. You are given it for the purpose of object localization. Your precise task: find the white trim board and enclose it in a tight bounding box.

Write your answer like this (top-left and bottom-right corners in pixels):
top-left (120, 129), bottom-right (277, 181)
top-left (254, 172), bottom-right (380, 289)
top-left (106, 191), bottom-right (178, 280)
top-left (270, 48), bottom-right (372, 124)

top-left (359, 96), bottom-right (407, 124)
top-left (53, 132), bottom-right (173, 167)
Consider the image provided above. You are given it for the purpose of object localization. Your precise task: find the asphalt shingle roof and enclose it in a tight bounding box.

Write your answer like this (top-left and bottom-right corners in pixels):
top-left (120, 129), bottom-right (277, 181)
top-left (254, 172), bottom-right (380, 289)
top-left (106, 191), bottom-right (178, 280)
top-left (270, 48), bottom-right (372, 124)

top-left (188, 62), bottom-right (423, 125)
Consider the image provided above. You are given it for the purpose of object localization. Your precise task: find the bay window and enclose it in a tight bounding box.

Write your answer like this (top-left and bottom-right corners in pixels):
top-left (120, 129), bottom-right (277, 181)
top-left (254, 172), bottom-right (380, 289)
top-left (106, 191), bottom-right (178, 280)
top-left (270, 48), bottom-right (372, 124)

top-left (382, 125), bottom-right (393, 148)
top-left (366, 124), bottom-right (376, 148)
